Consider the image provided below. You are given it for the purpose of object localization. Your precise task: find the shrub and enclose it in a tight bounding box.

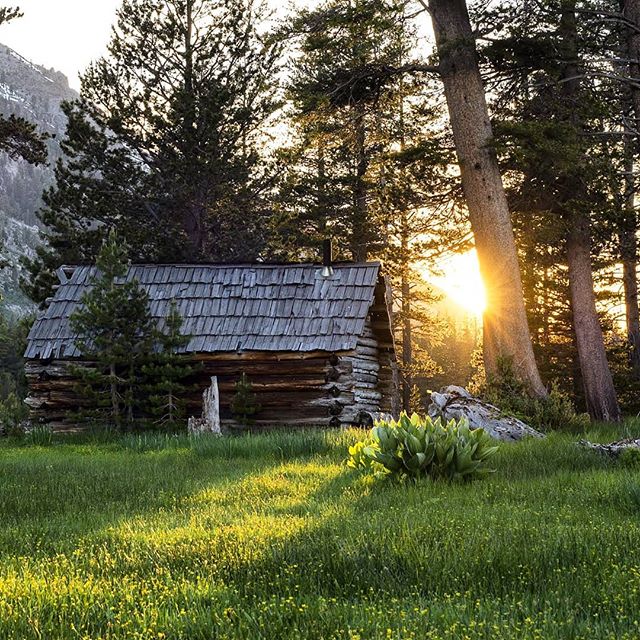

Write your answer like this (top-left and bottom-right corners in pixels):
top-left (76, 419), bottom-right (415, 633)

top-left (348, 413), bottom-right (499, 482)
top-left (231, 373), bottom-right (261, 427)
top-left (483, 357), bottom-right (589, 432)
top-left (0, 392), bottom-right (28, 436)
top-left (620, 448), bottom-right (640, 468)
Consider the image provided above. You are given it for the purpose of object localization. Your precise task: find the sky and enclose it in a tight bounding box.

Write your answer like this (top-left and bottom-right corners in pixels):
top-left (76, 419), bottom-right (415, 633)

top-left (2, 1), bottom-right (431, 91)
top-left (1, 0), bottom-right (121, 89)
top-left (0, 0), bottom-right (322, 90)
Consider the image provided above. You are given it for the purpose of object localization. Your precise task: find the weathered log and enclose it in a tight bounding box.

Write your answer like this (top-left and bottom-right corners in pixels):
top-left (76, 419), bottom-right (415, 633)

top-left (579, 438), bottom-right (640, 457)
top-left (354, 389), bottom-right (382, 402)
top-left (427, 386), bottom-right (544, 442)
top-left (350, 359), bottom-right (380, 373)
top-left (24, 319), bottom-right (398, 430)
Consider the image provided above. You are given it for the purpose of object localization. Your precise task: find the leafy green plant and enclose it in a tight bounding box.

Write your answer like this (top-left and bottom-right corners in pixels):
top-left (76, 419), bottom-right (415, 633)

top-left (348, 412), bottom-right (499, 482)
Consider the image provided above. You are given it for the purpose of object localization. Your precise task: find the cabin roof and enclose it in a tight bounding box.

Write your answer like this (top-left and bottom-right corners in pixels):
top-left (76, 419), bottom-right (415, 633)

top-left (25, 262), bottom-right (388, 360)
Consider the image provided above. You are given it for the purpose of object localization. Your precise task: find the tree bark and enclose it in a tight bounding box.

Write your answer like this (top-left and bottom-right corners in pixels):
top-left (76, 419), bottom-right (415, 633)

top-left (559, 1), bottom-right (621, 421)
top-left (400, 215), bottom-right (412, 412)
top-left (622, 0), bottom-right (640, 131)
top-left (567, 215), bottom-right (621, 420)
top-left (181, 0), bottom-right (205, 255)
top-left (427, 0), bottom-right (547, 397)
top-left (621, 145), bottom-right (640, 378)
top-left (620, 0), bottom-right (640, 378)
top-left (351, 102), bottom-right (369, 262)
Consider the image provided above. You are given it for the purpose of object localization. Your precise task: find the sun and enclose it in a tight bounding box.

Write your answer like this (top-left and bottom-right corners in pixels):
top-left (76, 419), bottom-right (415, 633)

top-left (427, 250), bottom-right (487, 318)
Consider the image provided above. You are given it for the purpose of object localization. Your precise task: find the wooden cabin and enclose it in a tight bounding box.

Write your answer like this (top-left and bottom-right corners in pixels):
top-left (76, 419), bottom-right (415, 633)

top-left (24, 262), bottom-right (399, 431)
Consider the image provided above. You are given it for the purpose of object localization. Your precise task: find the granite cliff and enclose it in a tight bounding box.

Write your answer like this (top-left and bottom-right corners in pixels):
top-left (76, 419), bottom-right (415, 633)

top-left (0, 43), bottom-right (78, 317)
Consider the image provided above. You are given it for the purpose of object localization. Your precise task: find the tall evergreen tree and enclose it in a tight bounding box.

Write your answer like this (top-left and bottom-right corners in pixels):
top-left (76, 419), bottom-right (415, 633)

top-left (478, 0), bottom-right (623, 420)
top-left (278, 0), bottom-right (465, 409)
top-left (27, 0), bottom-right (281, 303)
top-left (70, 231), bottom-right (156, 429)
top-left (142, 300), bottom-right (194, 430)
top-left (618, 0), bottom-right (640, 378)
top-left (278, 0), bottom-right (420, 261)
top-left (425, 0), bottom-right (547, 398)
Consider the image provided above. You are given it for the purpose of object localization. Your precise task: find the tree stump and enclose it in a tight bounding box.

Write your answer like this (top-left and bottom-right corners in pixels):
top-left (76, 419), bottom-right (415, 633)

top-left (188, 376), bottom-right (222, 436)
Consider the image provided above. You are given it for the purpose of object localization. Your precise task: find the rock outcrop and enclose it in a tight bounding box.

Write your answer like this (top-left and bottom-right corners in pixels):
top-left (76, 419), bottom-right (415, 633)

top-left (427, 385), bottom-right (544, 441)
top-left (0, 43), bottom-right (78, 317)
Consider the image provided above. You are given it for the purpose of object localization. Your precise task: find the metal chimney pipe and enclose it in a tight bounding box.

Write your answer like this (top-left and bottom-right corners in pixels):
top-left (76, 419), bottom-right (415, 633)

top-left (323, 239), bottom-right (333, 267)
top-left (321, 239), bottom-right (334, 277)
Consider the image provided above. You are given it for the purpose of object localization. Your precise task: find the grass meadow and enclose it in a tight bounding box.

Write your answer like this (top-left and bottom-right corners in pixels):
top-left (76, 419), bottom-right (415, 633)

top-left (1, 426), bottom-right (640, 639)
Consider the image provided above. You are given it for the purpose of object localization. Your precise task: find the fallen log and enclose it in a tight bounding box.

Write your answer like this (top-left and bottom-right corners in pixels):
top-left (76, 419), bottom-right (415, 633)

top-left (579, 438), bottom-right (640, 457)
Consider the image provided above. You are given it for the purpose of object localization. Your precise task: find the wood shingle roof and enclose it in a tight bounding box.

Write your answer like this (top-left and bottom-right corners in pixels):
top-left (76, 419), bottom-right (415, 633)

top-left (25, 263), bottom-right (384, 360)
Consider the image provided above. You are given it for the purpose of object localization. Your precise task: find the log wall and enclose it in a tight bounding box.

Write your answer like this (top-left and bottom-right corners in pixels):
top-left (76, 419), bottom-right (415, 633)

top-left (25, 317), bottom-right (399, 432)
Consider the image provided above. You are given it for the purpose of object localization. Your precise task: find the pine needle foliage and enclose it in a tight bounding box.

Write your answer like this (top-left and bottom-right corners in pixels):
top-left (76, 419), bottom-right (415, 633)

top-left (231, 373), bottom-right (261, 427)
top-left (70, 231), bottom-right (155, 430)
top-left (142, 301), bottom-right (194, 431)
top-left (26, 0), bottom-right (282, 303)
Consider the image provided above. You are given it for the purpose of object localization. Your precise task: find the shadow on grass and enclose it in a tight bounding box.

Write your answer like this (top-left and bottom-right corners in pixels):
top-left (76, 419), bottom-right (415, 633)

top-left (3, 430), bottom-right (640, 639)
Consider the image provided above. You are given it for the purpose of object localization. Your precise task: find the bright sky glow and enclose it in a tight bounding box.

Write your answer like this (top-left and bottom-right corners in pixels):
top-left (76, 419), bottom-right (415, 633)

top-left (429, 250), bottom-right (487, 318)
top-left (0, 0), bottom-right (318, 90)
top-left (1, 1), bottom-right (432, 90)
top-left (1, 0), bottom-right (121, 89)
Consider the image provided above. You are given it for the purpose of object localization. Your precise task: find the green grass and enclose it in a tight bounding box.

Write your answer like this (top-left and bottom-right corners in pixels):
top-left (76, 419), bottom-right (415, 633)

top-left (1, 425), bottom-right (640, 639)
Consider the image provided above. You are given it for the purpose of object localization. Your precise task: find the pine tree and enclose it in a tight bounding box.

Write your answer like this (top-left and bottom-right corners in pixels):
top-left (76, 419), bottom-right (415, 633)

top-left (142, 301), bottom-right (194, 430)
top-left (277, 2), bottom-right (467, 410)
top-left (27, 0), bottom-right (281, 302)
top-left (478, 0), bottom-right (622, 419)
top-left (0, 314), bottom-right (30, 401)
top-left (426, 0), bottom-right (547, 398)
top-left (231, 373), bottom-right (260, 427)
top-left (70, 231), bottom-right (156, 429)
top-left (278, 0), bottom-right (425, 262)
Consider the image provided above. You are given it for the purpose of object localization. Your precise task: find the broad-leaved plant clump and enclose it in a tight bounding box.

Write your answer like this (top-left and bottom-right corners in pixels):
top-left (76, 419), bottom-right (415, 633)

top-left (348, 412), bottom-right (499, 482)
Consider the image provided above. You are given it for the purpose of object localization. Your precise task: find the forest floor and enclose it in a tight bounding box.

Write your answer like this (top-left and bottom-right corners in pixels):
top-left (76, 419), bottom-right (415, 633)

top-left (1, 425), bottom-right (640, 639)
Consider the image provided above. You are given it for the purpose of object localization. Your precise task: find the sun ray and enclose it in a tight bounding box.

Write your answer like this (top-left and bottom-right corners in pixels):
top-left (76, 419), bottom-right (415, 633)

top-left (426, 250), bottom-right (486, 319)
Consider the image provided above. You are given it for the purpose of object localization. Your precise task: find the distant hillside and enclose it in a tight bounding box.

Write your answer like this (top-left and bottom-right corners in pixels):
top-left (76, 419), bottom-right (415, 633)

top-left (0, 43), bottom-right (78, 318)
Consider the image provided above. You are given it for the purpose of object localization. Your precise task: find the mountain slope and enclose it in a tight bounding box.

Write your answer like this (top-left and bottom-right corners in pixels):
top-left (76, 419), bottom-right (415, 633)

top-left (0, 43), bottom-right (78, 317)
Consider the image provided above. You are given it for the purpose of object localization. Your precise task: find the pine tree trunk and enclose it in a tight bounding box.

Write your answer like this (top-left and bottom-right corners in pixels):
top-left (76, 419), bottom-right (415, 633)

top-left (621, 146), bottom-right (640, 378)
top-left (181, 0), bottom-right (205, 255)
top-left (620, 0), bottom-right (640, 378)
top-left (317, 137), bottom-right (327, 236)
top-left (351, 102), bottom-right (369, 262)
top-left (400, 218), bottom-right (412, 412)
top-left (623, 0), bottom-right (640, 128)
top-left (427, 0), bottom-right (546, 397)
top-left (567, 213), bottom-right (621, 421)
top-left (110, 362), bottom-right (119, 426)
top-left (559, 1), bottom-right (621, 422)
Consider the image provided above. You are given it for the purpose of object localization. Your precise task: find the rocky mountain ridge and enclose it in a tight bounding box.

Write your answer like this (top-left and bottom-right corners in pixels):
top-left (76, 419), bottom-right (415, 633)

top-left (0, 42), bottom-right (78, 317)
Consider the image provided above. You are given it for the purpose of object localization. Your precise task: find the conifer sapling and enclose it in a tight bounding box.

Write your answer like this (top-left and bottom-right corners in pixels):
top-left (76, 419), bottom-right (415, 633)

top-left (70, 230), bottom-right (155, 429)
